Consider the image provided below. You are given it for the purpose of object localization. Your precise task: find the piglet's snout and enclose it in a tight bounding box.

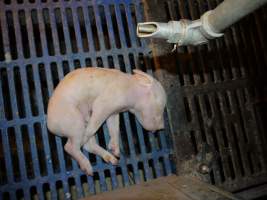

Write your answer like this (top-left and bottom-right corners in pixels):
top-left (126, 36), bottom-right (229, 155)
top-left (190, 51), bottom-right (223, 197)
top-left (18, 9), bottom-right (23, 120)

top-left (157, 120), bottom-right (164, 130)
top-left (150, 117), bottom-right (165, 133)
top-left (156, 116), bottom-right (165, 130)
top-left (159, 120), bottom-right (164, 129)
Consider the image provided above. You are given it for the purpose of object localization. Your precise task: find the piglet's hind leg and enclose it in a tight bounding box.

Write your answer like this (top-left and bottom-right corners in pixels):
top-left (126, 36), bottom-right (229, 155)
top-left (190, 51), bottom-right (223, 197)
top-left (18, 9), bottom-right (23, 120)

top-left (61, 108), bottom-right (93, 175)
top-left (106, 114), bottom-right (120, 157)
top-left (83, 136), bottom-right (118, 165)
top-left (65, 138), bottom-right (93, 175)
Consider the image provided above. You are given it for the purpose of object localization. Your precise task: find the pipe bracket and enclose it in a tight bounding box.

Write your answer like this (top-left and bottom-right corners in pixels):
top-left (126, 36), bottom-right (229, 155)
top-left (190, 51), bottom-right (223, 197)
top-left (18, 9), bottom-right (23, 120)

top-left (137, 10), bottom-right (224, 47)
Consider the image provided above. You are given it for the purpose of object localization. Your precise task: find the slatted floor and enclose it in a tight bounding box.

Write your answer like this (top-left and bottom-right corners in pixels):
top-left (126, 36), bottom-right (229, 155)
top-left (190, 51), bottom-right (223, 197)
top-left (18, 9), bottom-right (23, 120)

top-left (145, 0), bottom-right (267, 193)
top-left (0, 0), bottom-right (174, 199)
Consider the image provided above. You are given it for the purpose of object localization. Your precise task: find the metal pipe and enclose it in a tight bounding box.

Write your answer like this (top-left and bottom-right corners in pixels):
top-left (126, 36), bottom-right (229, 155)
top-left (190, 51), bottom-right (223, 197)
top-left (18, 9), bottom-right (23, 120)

top-left (137, 23), bottom-right (158, 36)
top-left (137, 20), bottom-right (208, 46)
top-left (208, 0), bottom-right (267, 33)
top-left (137, 22), bottom-right (174, 39)
top-left (137, 0), bottom-right (267, 47)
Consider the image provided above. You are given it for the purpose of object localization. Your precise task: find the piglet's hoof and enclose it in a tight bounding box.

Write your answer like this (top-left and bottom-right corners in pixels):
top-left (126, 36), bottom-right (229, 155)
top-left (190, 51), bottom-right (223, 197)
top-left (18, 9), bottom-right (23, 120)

top-left (103, 154), bottom-right (118, 165)
top-left (80, 160), bottom-right (93, 176)
top-left (108, 142), bottom-right (120, 158)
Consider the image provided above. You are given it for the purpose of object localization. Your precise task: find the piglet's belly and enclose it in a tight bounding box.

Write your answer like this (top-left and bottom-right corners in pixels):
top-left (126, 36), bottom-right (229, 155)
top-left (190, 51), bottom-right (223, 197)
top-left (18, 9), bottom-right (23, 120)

top-left (77, 102), bottom-right (92, 122)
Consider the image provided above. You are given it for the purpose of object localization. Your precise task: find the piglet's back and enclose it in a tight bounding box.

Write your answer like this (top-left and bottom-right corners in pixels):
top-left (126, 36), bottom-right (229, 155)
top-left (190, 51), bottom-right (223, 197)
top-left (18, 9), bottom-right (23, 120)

top-left (50, 67), bottom-right (122, 104)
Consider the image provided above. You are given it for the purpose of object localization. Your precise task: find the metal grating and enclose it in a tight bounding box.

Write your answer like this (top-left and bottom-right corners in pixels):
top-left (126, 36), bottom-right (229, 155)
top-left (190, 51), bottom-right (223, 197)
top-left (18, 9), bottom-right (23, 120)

top-left (0, 0), bottom-right (174, 199)
top-left (144, 0), bottom-right (267, 193)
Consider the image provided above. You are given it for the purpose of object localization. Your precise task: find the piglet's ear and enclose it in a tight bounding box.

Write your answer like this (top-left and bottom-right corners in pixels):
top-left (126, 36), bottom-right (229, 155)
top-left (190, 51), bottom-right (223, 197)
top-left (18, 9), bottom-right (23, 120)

top-left (133, 69), bottom-right (154, 86)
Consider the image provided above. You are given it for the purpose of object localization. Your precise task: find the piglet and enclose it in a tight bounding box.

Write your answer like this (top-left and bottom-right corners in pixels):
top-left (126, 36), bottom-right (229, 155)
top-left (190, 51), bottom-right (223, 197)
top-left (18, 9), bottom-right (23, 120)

top-left (47, 67), bottom-right (166, 175)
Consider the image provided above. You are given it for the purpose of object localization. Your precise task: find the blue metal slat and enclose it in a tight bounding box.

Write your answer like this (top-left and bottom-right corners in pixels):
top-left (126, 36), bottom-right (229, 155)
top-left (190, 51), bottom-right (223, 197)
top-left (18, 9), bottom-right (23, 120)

top-left (41, 63), bottom-right (61, 175)
top-left (0, 3), bottom-right (11, 62)
top-left (41, 182), bottom-right (56, 200)
top-left (98, 170), bottom-right (108, 192)
top-left (79, 58), bottom-right (87, 67)
top-left (53, 63), bottom-right (69, 173)
top-left (112, 56), bottom-right (141, 184)
top-left (19, 66), bottom-right (32, 117)
top-left (93, 3), bottom-right (106, 51)
top-left (148, 105), bottom-right (170, 174)
top-left (81, 6), bottom-right (96, 52)
top-left (87, 176), bottom-right (96, 194)
top-left (60, 178), bottom-right (71, 200)
top-left (23, 188), bottom-right (31, 200)
top-left (37, 8), bottom-right (49, 57)
top-left (101, 56), bottom-right (108, 67)
top-left (146, 132), bottom-right (162, 178)
top-left (158, 129), bottom-right (173, 174)
top-left (135, 120), bottom-right (153, 180)
top-left (67, 59), bottom-right (75, 71)
top-left (123, 53), bottom-right (143, 183)
top-left (113, 55), bottom-right (120, 68)
top-left (122, 113), bottom-right (136, 156)
top-left (93, 134), bottom-right (105, 168)
top-left (54, 6), bottom-right (71, 55)
top-left (45, 63), bottom-right (66, 177)
top-left (56, 61), bottom-right (65, 80)
top-left (43, 61), bottom-right (55, 98)
top-left (92, 133), bottom-right (121, 193)
top-left (132, 162), bottom-right (141, 184)
top-left (0, 46), bottom-right (146, 69)
top-left (60, 4), bottom-right (76, 54)
top-left (36, 186), bottom-right (44, 200)
top-left (49, 8), bottom-right (61, 56)
top-left (102, 124), bottom-right (119, 189)
top-left (105, 134), bottom-right (130, 188)
top-left (145, 68), bottom-right (171, 177)
top-left (24, 8), bottom-right (37, 59)
top-left (74, 175), bottom-right (83, 199)
top-left (124, 3), bottom-right (138, 48)
top-left (28, 124), bottom-right (41, 178)
top-left (49, 182), bottom-right (58, 200)
top-left (114, 3), bottom-right (128, 48)
top-left (0, 150), bottom-right (169, 192)
top-left (118, 155), bottom-right (130, 187)
top-left (135, 2), bottom-right (146, 47)
top-left (109, 166), bottom-right (118, 189)
top-left (121, 51), bottom-right (153, 180)
top-left (150, 136), bottom-right (164, 177)
top-left (122, 51), bottom-right (132, 70)
top-left (14, 125), bottom-right (27, 181)
top-left (12, 10), bottom-right (25, 59)
top-left (105, 165), bottom-right (119, 190)
top-left (90, 57), bottom-right (98, 67)
top-left (9, 191), bottom-right (16, 200)
top-left (130, 3), bottom-right (142, 47)
top-left (71, 6), bottom-right (86, 53)
top-left (1, 117), bottom-right (43, 130)
top-left (32, 64), bottom-right (45, 115)
top-left (0, 73), bottom-right (6, 121)
top-left (111, 119), bottom-right (131, 187)
top-left (122, 113), bottom-right (141, 182)
top-left (55, 136), bottom-right (67, 173)
top-left (103, 4), bottom-right (116, 49)
top-left (40, 122), bottom-right (54, 177)
top-left (1, 128), bottom-right (14, 183)
top-left (7, 68), bottom-right (19, 119)
top-left (153, 156), bottom-right (162, 178)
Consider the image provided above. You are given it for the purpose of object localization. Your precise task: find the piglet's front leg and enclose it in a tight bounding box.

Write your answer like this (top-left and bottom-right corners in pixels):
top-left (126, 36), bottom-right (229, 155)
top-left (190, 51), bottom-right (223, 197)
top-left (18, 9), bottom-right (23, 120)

top-left (106, 114), bottom-right (120, 157)
top-left (83, 95), bottom-right (119, 164)
top-left (83, 136), bottom-right (118, 165)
